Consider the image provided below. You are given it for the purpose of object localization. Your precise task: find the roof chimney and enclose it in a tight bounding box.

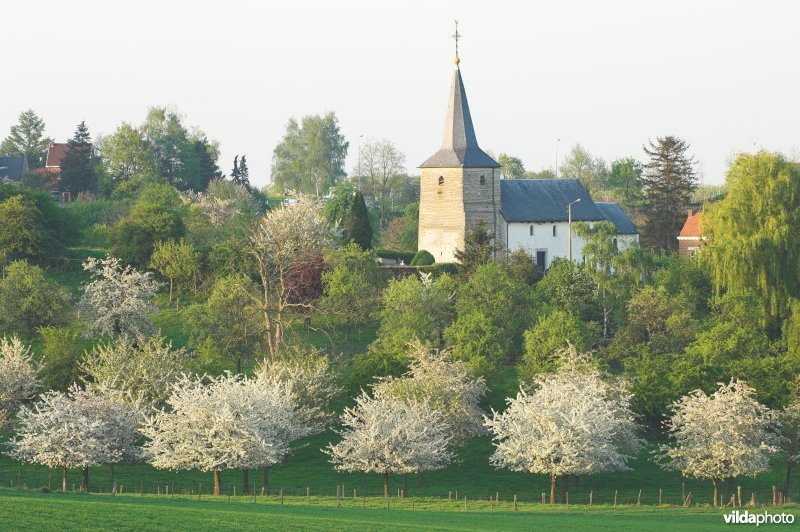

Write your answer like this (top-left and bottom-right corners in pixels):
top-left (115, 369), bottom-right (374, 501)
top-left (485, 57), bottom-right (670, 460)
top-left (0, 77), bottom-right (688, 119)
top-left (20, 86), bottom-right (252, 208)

top-left (688, 209), bottom-right (693, 217)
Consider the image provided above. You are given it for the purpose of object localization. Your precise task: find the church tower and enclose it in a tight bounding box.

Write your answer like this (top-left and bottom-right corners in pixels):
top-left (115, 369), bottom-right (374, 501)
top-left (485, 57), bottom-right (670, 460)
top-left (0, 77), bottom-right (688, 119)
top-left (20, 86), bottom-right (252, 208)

top-left (418, 34), bottom-right (501, 263)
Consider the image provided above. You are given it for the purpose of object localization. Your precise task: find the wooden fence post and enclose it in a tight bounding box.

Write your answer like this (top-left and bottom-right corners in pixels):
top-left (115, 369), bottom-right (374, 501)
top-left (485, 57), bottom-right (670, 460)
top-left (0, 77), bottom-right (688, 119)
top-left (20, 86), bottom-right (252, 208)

top-left (541, 492), bottom-right (545, 505)
top-left (614, 490), bottom-right (618, 507)
top-left (513, 494), bottom-right (518, 511)
top-left (737, 485), bottom-right (742, 508)
top-left (637, 489), bottom-right (642, 506)
top-left (464, 496), bottom-right (467, 511)
top-left (307, 487), bottom-right (310, 505)
top-left (589, 491), bottom-right (593, 507)
top-left (336, 485), bottom-right (341, 508)
top-left (659, 488), bottom-right (662, 506)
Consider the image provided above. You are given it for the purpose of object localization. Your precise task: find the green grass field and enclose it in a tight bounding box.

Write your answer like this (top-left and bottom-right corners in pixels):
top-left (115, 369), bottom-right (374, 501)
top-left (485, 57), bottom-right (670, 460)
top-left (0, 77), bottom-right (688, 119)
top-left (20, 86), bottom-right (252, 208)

top-left (1, 490), bottom-right (795, 531)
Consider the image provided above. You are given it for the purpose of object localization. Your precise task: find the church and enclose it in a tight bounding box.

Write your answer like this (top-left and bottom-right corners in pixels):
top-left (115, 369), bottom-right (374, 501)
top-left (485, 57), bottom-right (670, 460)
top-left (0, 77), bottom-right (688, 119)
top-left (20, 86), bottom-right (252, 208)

top-left (417, 53), bottom-right (639, 268)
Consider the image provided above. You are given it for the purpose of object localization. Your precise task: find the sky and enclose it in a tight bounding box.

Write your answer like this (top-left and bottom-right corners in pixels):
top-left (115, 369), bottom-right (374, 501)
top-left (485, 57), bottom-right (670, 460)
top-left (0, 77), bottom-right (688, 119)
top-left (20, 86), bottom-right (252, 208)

top-left (3, 0), bottom-right (799, 187)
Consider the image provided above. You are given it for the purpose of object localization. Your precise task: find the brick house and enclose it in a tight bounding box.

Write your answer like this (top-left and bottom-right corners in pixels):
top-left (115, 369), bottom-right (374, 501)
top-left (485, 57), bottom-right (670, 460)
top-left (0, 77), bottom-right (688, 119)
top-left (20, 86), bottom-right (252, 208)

top-left (677, 210), bottom-right (703, 258)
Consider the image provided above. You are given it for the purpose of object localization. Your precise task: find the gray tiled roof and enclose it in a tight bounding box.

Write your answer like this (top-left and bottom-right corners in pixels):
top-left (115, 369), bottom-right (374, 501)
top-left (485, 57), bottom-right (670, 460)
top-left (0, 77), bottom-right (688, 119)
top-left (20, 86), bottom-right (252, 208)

top-left (595, 202), bottom-right (639, 234)
top-left (0, 156), bottom-right (26, 181)
top-left (500, 179), bottom-right (603, 222)
top-left (420, 67), bottom-right (499, 169)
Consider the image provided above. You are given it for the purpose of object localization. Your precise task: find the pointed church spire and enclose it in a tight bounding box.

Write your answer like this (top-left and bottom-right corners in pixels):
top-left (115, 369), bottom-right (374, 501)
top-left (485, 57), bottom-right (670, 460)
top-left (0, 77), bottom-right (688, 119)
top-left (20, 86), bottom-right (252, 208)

top-left (420, 25), bottom-right (499, 169)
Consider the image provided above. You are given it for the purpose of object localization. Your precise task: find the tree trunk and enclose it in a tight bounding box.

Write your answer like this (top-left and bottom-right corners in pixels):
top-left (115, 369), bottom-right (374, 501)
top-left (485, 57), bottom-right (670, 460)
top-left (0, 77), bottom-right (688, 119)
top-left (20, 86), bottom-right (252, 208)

top-left (236, 358), bottom-right (242, 375)
top-left (402, 474), bottom-right (408, 497)
top-left (214, 470), bottom-right (221, 496)
top-left (242, 469), bottom-right (249, 495)
top-left (562, 473), bottom-right (569, 503)
top-left (62, 466), bottom-right (68, 493)
top-left (262, 466), bottom-right (269, 486)
top-left (712, 478), bottom-right (718, 508)
top-left (81, 466), bottom-right (89, 493)
top-left (169, 279), bottom-right (173, 302)
top-left (383, 472), bottom-right (389, 499)
top-left (550, 473), bottom-right (556, 504)
top-left (416, 471), bottom-right (425, 488)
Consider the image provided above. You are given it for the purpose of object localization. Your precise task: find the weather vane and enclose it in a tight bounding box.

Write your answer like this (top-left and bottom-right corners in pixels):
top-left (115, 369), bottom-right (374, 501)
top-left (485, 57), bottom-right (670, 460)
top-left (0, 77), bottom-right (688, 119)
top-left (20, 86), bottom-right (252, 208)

top-left (453, 20), bottom-right (461, 65)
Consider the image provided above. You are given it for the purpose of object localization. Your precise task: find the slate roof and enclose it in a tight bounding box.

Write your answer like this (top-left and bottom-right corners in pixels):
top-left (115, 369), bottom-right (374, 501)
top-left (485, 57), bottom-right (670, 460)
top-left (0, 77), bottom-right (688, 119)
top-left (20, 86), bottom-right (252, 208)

top-left (0, 156), bottom-right (26, 181)
top-left (595, 202), bottom-right (639, 234)
top-left (420, 67), bottom-right (499, 169)
top-left (45, 143), bottom-right (69, 168)
top-left (679, 212), bottom-right (703, 238)
top-left (500, 179), bottom-right (603, 222)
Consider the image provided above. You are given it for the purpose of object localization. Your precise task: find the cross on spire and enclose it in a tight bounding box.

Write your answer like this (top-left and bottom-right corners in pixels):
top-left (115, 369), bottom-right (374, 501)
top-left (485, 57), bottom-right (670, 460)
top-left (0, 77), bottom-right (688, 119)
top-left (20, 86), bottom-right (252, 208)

top-left (453, 20), bottom-right (461, 66)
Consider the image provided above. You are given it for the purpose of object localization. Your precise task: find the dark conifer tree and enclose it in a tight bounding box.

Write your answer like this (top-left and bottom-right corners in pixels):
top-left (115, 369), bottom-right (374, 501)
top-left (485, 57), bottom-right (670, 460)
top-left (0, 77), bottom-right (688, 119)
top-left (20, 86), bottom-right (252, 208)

top-left (454, 218), bottom-right (501, 277)
top-left (59, 121), bottom-right (97, 194)
top-left (641, 136), bottom-right (697, 252)
top-left (347, 191), bottom-right (373, 250)
top-left (237, 155), bottom-right (251, 189)
top-left (193, 137), bottom-right (223, 190)
top-left (230, 155), bottom-right (240, 184)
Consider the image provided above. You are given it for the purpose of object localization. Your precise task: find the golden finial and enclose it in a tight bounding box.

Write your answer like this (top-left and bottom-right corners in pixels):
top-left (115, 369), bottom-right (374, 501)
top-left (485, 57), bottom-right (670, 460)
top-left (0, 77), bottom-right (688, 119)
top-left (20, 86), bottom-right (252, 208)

top-left (453, 20), bottom-right (461, 66)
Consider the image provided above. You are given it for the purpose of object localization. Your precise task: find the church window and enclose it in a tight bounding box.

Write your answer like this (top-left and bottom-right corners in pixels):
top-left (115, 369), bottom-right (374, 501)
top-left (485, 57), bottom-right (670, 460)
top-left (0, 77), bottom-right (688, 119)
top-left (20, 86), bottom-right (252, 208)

top-left (438, 176), bottom-right (444, 186)
top-left (480, 175), bottom-right (485, 185)
top-left (529, 225), bottom-right (534, 236)
top-left (552, 225), bottom-right (557, 237)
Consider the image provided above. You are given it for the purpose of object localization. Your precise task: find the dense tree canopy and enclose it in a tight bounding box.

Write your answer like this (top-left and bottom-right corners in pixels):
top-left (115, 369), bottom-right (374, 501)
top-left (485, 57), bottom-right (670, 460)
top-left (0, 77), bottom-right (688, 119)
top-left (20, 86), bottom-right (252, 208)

top-left (59, 121), bottom-right (97, 194)
top-left (0, 109), bottom-right (52, 168)
top-left (702, 151), bottom-right (800, 323)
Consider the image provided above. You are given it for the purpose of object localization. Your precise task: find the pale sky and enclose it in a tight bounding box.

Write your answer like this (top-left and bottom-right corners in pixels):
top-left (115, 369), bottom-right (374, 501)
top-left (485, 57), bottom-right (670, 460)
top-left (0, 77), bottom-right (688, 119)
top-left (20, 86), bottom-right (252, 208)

top-left (4, 0), bottom-right (799, 187)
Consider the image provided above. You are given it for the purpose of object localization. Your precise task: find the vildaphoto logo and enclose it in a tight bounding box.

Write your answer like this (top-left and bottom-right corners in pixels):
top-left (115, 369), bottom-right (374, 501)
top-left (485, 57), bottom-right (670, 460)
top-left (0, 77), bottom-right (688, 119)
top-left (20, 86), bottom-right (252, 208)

top-left (723, 510), bottom-right (795, 526)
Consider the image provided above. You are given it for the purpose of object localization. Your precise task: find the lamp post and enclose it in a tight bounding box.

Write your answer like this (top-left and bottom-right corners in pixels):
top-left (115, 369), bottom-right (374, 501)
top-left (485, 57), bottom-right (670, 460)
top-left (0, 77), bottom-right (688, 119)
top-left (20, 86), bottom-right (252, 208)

top-left (555, 138), bottom-right (561, 178)
top-left (567, 198), bottom-right (581, 262)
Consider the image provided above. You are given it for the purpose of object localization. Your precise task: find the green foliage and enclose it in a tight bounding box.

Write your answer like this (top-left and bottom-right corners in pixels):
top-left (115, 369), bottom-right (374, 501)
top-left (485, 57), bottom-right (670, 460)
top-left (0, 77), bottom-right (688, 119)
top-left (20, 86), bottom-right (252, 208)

top-left (346, 191), bottom-right (373, 250)
top-left (98, 122), bottom-right (160, 196)
top-left (38, 325), bottom-right (91, 392)
top-left (374, 249), bottom-right (416, 263)
top-left (653, 256), bottom-right (712, 315)
top-left (185, 274), bottom-right (263, 373)
top-left (322, 181), bottom-right (356, 229)
top-left (503, 249), bottom-right (542, 286)
top-left (141, 107), bottom-right (203, 191)
top-left (271, 112), bottom-right (348, 195)
top-left (446, 262), bottom-right (530, 376)
top-left (0, 185), bottom-right (78, 265)
top-left (534, 258), bottom-right (600, 323)
top-left (399, 202), bottom-right (419, 251)
top-left (415, 263), bottom-right (458, 276)
top-left (702, 151), bottom-right (800, 323)
top-left (112, 183), bottom-right (186, 266)
top-left (607, 157), bottom-right (643, 204)
top-left (0, 260), bottom-right (70, 340)
top-left (0, 109), bottom-right (52, 168)
top-left (559, 143), bottom-right (608, 194)
top-left (497, 153), bottom-right (526, 179)
top-left (149, 240), bottom-right (200, 300)
top-left (59, 121), bottom-right (97, 194)
top-left (454, 218), bottom-right (500, 277)
top-left (410, 249), bottom-right (434, 266)
top-left (640, 136), bottom-right (697, 252)
top-left (322, 244), bottom-right (385, 332)
top-left (518, 309), bottom-right (598, 380)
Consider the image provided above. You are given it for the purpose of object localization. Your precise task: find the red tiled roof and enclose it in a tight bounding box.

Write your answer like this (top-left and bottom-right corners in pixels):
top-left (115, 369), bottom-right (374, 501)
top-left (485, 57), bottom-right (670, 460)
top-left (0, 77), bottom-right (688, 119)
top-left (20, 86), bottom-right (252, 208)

top-left (45, 143), bottom-right (69, 168)
top-left (679, 212), bottom-right (703, 238)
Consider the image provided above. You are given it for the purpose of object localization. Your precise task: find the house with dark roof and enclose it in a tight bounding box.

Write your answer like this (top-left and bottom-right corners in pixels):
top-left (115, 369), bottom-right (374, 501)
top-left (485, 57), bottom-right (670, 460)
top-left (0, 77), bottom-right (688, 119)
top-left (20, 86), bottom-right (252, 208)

top-left (678, 210), bottom-right (703, 258)
top-left (417, 51), bottom-right (638, 267)
top-left (0, 156), bottom-right (28, 182)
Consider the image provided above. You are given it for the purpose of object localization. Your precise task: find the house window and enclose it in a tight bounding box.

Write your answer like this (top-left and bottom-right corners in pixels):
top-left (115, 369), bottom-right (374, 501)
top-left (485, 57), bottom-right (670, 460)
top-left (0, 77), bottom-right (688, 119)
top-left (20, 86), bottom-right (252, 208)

top-left (552, 225), bottom-right (557, 237)
top-left (438, 176), bottom-right (444, 186)
top-left (613, 238), bottom-right (618, 251)
top-left (480, 175), bottom-right (486, 185)
top-left (529, 225), bottom-right (534, 236)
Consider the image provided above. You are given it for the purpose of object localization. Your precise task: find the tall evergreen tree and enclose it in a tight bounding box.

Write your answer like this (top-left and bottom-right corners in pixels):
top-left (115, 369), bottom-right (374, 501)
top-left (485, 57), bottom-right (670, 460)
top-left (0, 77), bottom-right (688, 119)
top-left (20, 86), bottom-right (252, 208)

top-left (347, 191), bottom-right (372, 250)
top-left (641, 136), bottom-right (697, 252)
top-left (59, 121), bottom-right (97, 194)
top-left (230, 155), bottom-right (240, 184)
top-left (0, 109), bottom-right (53, 168)
top-left (237, 155), bottom-right (251, 189)
top-left (193, 137), bottom-right (222, 190)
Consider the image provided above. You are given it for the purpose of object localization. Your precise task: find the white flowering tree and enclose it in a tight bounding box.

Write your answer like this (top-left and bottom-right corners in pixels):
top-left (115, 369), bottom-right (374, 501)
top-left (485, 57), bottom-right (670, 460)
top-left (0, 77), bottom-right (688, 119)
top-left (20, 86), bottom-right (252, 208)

top-left (374, 341), bottom-right (486, 489)
top-left (6, 384), bottom-right (141, 492)
top-left (0, 337), bottom-right (41, 430)
top-left (485, 348), bottom-right (642, 504)
top-left (78, 257), bottom-right (161, 338)
top-left (141, 373), bottom-right (310, 495)
top-left (659, 380), bottom-right (781, 507)
top-left (326, 392), bottom-right (453, 498)
top-left (248, 199), bottom-right (336, 358)
top-left (184, 180), bottom-right (258, 227)
top-left (81, 333), bottom-right (192, 409)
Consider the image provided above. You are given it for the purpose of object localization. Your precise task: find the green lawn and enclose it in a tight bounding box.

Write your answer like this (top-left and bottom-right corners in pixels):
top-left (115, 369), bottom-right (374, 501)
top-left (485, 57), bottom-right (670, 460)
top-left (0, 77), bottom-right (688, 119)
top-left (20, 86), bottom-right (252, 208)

top-left (1, 490), bottom-right (795, 531)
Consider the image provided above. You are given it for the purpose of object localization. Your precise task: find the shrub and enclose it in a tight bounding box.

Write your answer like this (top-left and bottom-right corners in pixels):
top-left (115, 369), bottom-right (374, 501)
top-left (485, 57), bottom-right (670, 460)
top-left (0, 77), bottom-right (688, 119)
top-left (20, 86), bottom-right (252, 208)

top-left (410, 249), bottom-right (435, 266)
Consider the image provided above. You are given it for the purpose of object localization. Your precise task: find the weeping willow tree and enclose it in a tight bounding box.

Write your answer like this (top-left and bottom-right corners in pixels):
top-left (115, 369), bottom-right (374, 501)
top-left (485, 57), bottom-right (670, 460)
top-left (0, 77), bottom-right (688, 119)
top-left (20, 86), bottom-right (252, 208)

top-left (702, 152), bottom-right (800, 323)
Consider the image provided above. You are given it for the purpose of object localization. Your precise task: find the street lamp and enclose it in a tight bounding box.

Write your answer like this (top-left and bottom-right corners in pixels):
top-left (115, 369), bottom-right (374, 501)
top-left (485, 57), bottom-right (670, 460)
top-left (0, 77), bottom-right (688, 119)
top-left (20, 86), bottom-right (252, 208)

top-left (567, 198), bottom-right (581, 262)
top-left (555, 138), bottom-right (561, 178)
